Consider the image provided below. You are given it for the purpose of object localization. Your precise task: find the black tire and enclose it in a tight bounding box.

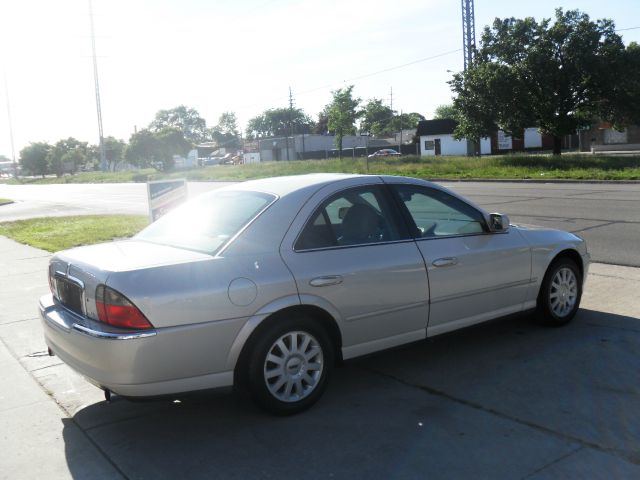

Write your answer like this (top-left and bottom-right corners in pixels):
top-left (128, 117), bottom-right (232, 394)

top-left (245, 315), bottom-right (333, 415)
top-left (536, 257), bottom-right (582, 326)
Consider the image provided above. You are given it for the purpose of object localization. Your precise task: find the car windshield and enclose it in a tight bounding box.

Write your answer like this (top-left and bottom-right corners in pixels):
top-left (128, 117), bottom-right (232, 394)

top-left (135, 190), bottom-right (276, 254)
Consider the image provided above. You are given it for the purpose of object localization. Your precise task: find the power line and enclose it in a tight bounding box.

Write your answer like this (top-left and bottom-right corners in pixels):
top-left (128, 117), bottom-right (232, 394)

top-left (237, 48), bottom-right (461, 113)
top-left (616, 26), bottom-right (640, 32)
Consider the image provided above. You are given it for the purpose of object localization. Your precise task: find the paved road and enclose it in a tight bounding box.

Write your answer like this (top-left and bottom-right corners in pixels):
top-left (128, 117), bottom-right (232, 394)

top-left (1, 181), bottom-right (639, 266)
top-left (442, 182), bottom-right (640, 268)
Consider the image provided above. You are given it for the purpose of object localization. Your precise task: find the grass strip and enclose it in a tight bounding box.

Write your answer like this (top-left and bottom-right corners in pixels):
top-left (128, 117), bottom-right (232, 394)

top-left (4, 154), bottom-right (640, 185)
top-left (0, 215), bottom-right (149, 252)
top-left (0, 198), bottom-right (13, 206)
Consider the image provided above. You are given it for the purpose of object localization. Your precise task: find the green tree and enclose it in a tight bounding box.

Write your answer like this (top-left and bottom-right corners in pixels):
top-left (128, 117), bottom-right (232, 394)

top-left (360, 99), bottom-right (393, 137)
top-left (103, 137), bottom-right (127, 171)
top-left (450, 9), bottom-right (634, 154)
top-left (390, 112), bottom-right (425, 132)
top-left (211, 111), bottom-right (241, 149)
top-left (150, 105), bottom-right (211, 144)
top-left (246, 108), bottom-right (314, 139)
top-left (125, 128), bottom-right (190, 171)
top-left (313, 110), bottom-right (330, 134)
top-left (433, 104), bottom-right (460, 120)
top-left (125, 129), bottom-right (159, 168)
top-left (326, 85), bottom-right (361, 155)
top-left (19, 142), bottom-right (51, 177)
top-left (598, 41), bottom-right (640, 127)
top-left (47, 137), bottom-right (88, 176)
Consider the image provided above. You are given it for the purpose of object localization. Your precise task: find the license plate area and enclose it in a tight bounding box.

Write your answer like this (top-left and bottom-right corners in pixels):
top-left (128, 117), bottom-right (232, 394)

top-left (55, 275), bottom-right (84, 316)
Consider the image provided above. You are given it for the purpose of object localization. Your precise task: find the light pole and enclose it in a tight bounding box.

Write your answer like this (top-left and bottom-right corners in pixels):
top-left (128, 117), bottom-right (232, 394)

top-left (3, 71), bottom-right (17, 177)
top-left (89, 0), bottom-right (106, 170)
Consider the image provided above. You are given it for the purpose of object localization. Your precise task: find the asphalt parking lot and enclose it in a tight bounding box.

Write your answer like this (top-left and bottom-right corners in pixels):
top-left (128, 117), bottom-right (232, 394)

top-left (1, 234), bottom-right (639, 479)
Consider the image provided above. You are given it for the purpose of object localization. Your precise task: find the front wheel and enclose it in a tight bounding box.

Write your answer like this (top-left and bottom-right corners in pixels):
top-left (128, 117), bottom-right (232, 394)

top-left (537, 258), bottom-right (582, 326)
top-left (246, 316), bottom-right (333, 415)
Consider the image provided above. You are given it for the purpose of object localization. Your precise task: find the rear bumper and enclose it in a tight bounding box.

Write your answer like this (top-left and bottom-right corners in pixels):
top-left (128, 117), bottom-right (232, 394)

top-left (39, 294), bottom-right (235, 397)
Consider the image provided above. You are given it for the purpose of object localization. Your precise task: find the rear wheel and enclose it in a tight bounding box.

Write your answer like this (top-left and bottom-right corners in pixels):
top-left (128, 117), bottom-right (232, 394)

top-left (537, 258), bottom-right (582, 326)
top-left (245, 316), bottom-right (333, 415)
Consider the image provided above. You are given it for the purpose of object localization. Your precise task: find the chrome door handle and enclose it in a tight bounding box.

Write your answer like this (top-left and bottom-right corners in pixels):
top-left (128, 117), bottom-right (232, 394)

top-left (432, 257), bottom-right (458, 268)
top-left (309, 275), bottom-right (343, 287)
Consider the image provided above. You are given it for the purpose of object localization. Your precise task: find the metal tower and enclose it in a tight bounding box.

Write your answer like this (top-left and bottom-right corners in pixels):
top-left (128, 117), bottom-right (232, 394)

top-left (461, 0), bottom-right (476, 70)
top-left (89, 0), bottom-right (106, 170)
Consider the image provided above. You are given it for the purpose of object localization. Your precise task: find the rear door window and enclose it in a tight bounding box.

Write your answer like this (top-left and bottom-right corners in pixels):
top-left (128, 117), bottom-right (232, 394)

top-left (295, 185), bottom-right (405, 250)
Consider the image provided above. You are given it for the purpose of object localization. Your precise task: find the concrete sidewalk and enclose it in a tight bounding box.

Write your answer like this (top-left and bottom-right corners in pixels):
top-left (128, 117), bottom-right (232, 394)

top-left (1, 235), bottom-right (639, 479)
top-left (0, 237), bottom-right (120, 479)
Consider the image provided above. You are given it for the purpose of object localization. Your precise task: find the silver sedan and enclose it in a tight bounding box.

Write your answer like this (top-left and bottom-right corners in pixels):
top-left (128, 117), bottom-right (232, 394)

top-left (40, 174), bottom-right (589, 414)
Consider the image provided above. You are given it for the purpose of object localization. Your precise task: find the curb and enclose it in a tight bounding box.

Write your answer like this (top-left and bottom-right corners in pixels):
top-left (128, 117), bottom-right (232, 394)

top-left (427, 178), bottom-right (640, 184)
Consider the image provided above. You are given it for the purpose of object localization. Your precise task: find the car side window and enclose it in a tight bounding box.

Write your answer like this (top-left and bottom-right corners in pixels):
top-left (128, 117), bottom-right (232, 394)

top-left (392, 185), bottom-right (486, 238)
top-left (295, 185), bottom-right (403, 250)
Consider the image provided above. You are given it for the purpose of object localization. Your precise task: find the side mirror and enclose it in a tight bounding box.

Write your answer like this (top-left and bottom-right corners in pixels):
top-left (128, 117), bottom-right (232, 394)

top-left (489, 213), bottom-right (510, 232)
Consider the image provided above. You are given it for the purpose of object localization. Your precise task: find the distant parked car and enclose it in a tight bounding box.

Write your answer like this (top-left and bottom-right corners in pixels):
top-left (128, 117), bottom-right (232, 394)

top-left (368, 148), bottom-right (401, 158)
top-left (40, 174), bottom-right (589, 414)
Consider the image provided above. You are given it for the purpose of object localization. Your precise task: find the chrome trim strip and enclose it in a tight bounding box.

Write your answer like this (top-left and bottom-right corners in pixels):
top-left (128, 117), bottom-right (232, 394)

top-left (430, 279), bottom-right (534, 304)
top-left (295, 238), bottom-right (416, 253)
top-left (416, 230), bottom-right (509, 242)
top-left (42, 308), bottom-right (72, 333)
top-left (346, 301), bottom-right (427, 322)
top-left (71, 323), bottom-right (157, 340)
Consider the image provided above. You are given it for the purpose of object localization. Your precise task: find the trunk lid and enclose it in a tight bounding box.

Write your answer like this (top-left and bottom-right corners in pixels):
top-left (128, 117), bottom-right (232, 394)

top-left (49, 240), bottom-right (212, 321)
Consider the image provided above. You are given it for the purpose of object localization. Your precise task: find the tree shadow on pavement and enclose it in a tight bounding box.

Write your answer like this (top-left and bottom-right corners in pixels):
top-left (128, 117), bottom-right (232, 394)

top-left (62, 309), bottom-right (640, 479)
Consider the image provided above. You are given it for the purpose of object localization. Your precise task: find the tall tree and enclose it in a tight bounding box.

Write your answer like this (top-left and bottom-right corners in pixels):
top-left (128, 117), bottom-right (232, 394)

top-left (19, 142), bottom-right (51, 177)
top-left (125, 129), bottom-right (159, 168)
top-left (450, 9), bottom-right (636, 154)
top-left (103, 137), bottom-right (127, 171)
top-left (126, 128), bottom-right (190, 171)
top-left (246, 108), bottom-right (314, 139)
top-left (314, 110), bottom-right (330, 135)
top-left (150, 105), bottom-right (211, 144)
top-left (211, 111), bottom-right (241, 149)
top-left (598, 41), bottom-right (640, 127)
top-left (47, 137), bottom-right (88, 176)
top-left (433, 104), bottom-right (460, 120)
top-left (390, 112), bottom-right (425, 131)
top-left (360, 99), bottom-right (394, 137)
top-left (326, 85), bottom-right (361, 155)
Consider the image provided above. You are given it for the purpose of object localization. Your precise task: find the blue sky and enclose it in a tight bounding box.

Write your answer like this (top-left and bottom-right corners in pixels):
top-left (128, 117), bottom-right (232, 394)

top-left (1, 0), bottom-right (639, 157)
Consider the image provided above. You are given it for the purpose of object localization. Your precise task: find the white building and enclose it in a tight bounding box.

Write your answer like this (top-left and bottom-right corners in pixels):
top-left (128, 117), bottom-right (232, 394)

top-left (417, 119), bottom-right (491, 156)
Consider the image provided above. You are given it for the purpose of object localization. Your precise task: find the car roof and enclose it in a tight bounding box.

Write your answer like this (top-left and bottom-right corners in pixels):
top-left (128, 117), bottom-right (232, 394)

top-left (214, 173), bottom-right (482, 212)
top-left (217, 173), bottom-right (362, 197)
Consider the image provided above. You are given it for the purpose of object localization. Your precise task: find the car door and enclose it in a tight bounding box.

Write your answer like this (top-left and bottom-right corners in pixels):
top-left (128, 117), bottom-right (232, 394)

top-left (387, 182), bottom-right (532, 336)
top-left (280, 179), bottom-right (430, 360)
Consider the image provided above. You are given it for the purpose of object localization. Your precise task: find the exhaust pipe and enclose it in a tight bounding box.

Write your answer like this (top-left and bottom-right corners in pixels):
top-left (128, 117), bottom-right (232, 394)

top-left (104, 389), bottom-right (112, 403)
top-left (48, 347), bottom-right (55, 357)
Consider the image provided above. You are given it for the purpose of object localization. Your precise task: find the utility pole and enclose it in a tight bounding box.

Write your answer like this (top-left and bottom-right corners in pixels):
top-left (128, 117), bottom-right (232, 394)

top-left (89, 0), bottom-right (106, 170)
top-left (3, 71), bottom-right (17, 177)
top-left (461, 0), bottom-right (477, 155)
top-left (286, 86), bottom-right (294, 161)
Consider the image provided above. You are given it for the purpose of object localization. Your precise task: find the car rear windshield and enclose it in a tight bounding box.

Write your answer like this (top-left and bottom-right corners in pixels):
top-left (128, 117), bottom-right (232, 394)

top-left (135, 190), bottom-right (276, 254)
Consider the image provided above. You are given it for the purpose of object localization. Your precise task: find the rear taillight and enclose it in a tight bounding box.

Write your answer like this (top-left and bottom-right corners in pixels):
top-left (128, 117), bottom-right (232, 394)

top-left (95, 285), bottom-right (153, 330)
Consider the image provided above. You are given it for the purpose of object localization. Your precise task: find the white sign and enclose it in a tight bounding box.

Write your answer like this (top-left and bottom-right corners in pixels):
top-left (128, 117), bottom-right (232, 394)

top-left (147, 179), bottom-right (188, 222)
top-left (497, 130), bottom-right (512, 150)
